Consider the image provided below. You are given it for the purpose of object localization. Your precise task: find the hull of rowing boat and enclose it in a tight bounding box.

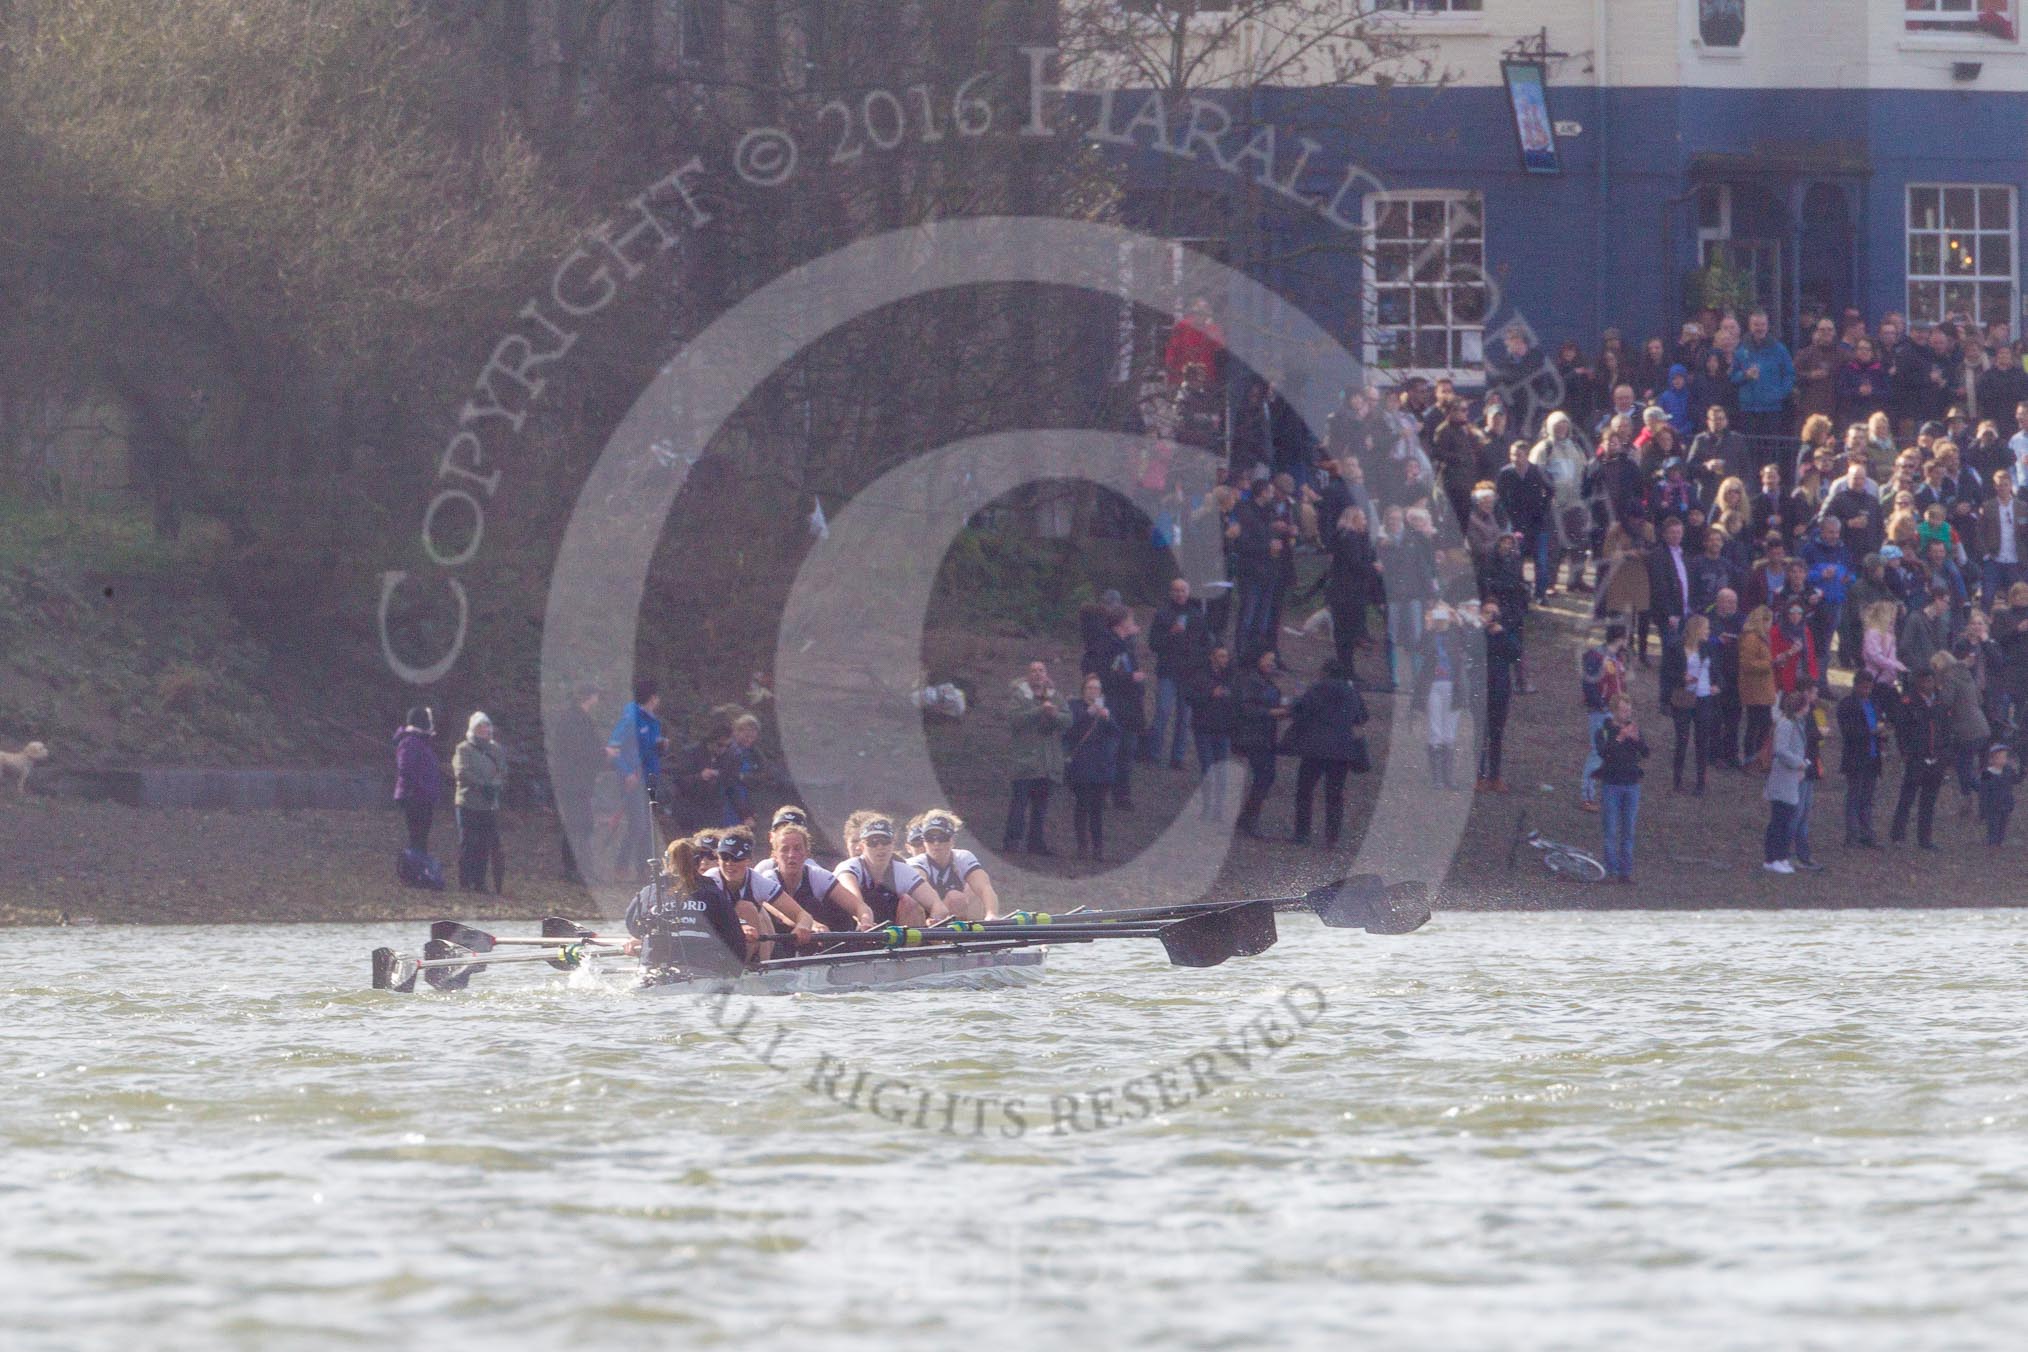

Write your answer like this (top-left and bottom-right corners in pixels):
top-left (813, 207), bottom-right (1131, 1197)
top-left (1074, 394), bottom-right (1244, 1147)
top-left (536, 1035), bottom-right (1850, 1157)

top-left (633, 948), bottom-right (1045, 997)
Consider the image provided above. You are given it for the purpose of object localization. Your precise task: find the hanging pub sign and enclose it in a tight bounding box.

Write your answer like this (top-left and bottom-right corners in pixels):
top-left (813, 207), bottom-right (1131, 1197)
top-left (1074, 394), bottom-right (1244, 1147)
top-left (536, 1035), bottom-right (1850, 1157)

top-left (1699, 0), bottom-right (1745, 47)
top-left (1500, 60), bottom-right (1560, 176)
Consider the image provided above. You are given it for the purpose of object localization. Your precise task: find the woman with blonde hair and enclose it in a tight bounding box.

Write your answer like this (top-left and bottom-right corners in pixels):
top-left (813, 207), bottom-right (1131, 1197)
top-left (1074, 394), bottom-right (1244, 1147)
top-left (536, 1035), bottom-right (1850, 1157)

top-left (1661, 613), bottom-right (1718, 793)
top-left (834, 812), bottom-right (948, 925)
top-left (905, 808), bottom-right (1000, 921)
top-left (706, 825), bottom-right (815, 957)
top-left (1738, 605), bottom-right (1778, 759)
top-left (1861, 599), bottom-right (1907, 695)
top-left (754, 805), bottom-right (869, 931)
top-left (1713, 476), bottom-right (1750, 539)
top-left (1531, 411), bottom-right (1592, 591)
top-left (1865, 410), bottom-right (1898, 477)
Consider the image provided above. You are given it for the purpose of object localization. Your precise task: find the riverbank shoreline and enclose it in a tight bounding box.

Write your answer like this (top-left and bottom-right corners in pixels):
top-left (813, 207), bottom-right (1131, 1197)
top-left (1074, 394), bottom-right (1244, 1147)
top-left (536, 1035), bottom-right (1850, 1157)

top-left (12, 591), bottom-right (2021, 927)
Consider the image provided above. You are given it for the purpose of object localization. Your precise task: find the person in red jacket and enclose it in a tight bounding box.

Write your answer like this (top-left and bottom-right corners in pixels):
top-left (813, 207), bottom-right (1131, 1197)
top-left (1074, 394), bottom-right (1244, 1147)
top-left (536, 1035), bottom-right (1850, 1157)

top-left (1164, 296), bottom-right (1226, 388)
top-left (1770, 599), bottom-right (1821, 695)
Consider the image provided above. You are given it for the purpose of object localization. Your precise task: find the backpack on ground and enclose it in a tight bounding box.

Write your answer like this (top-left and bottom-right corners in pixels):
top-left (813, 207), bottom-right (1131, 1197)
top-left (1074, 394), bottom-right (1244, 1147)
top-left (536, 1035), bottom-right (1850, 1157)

top-left (398, 847), bottom-right (446, 891)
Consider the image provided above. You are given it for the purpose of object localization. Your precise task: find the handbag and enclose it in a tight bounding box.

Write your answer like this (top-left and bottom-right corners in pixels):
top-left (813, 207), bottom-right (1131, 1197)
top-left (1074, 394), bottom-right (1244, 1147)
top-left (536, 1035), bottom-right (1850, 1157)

top-left (1345, 736), bottom-right (1372, 774)
top-left (1752, 730), bottom-right (1774, 774)
top-left (1668, 687), bottom-right (1696, 712)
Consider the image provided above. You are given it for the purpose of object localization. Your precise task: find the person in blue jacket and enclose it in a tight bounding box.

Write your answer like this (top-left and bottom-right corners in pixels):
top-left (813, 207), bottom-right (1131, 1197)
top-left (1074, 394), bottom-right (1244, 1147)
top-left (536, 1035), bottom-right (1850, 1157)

top-left (1658, 364), bottom-right (1695, 439)
top-left (1732, 309), bottom-right (1797, 453)
top-left (1799, 517), bottom-right (1856, 671)
top-left (607, 678), bottom-right (667, 883)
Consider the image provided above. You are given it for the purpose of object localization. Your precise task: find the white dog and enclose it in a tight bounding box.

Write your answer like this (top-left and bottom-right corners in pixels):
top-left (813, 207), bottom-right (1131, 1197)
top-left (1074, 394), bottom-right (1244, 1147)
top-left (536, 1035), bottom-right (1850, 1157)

top-left (1, 741), bottom-right (49, 796)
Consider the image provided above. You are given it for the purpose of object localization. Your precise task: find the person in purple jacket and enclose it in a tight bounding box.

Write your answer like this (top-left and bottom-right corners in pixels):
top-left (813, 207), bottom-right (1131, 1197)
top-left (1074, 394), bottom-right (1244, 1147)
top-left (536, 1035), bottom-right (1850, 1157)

top-left (393, 707), bottom-right (440, 854)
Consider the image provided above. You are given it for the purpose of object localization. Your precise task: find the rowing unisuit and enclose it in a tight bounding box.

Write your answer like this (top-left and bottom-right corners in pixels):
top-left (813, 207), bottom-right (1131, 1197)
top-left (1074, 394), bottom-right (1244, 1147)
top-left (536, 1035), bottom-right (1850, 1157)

top-left (753, 856), bottom-right (848, 929)
top-left (835, 854), bottom-right (925, 925)
top-left (909, 847), bottom-right (983, 898)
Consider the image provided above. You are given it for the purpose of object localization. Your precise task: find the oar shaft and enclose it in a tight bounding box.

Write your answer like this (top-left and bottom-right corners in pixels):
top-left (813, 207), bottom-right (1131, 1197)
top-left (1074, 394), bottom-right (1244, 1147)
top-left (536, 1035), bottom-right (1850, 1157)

top-left (411, 944), bottom-right (627, 971)
top-left (477, 935), bottom-right (614, 947)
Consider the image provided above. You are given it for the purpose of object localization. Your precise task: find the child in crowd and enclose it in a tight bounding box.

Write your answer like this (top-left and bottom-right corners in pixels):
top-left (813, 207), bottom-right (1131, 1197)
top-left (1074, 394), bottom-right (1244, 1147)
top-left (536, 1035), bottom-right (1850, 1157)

top-left (1918, 503), bottom-right (1963, 566)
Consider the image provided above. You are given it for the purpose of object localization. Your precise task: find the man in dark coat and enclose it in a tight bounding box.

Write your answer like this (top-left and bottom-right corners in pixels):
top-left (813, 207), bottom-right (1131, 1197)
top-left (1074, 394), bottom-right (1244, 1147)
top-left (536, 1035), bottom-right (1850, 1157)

top-left (1148, 577), bottom-right (1211, 770)
top-left (1688, 404), bottom-right (1753, 484)
top-left (1646, 514), bottom-right (1695, 652)
top-left (1083, 606), bottom-right (1149, 811)
top-left (1184, 645), bottom-right (1240, 820)
top-left (1891, 668), bottom-right (1949, 849)
top-left (1821, 451), bottom-right (1886, 560)
top-left (1228, 475), bottom-right (1282, 664)
top-left (1283, 658), bottom-right (1371, 847)
top-left (1838, 669), bottom-right (1886, 847)
top-left (1475, 601), bottom-right (1523, 791)
top-left (1494, 439), bottom-right (1555, 600)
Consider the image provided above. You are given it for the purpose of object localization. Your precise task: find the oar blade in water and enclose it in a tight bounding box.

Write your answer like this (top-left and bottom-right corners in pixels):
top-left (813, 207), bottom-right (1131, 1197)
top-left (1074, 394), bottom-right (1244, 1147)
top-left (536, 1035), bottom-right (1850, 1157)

top-left (1158, 900), bottom-right (1276, 968)
top-left (1367, 881), bottom-right (1433, 935)
top-left (1299, 874), bottom-right (1385, 929)
top-left (370, 947), bottom-right (420, 994)
top-left (421, 939), bottom-right (482, 992)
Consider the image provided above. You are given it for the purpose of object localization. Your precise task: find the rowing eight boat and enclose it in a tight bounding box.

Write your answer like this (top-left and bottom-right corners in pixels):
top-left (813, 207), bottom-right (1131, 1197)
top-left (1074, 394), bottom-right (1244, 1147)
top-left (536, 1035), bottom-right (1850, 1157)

top-left (367, 875), bottom-right (1431, 998)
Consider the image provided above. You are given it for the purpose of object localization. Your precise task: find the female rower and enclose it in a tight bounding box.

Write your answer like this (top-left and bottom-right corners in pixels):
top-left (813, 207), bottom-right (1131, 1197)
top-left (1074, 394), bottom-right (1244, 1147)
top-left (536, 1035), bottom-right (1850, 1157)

top-left (753, 806), bottom-right (872, 931)
top-left (622, 835), bottom-right (758, 977)
top-left (708, 826), bottom-right (814, 956)
top-left (834, 812), bottom-right (947, 926)
top-left (906, 809), bottom-right (1000, 920)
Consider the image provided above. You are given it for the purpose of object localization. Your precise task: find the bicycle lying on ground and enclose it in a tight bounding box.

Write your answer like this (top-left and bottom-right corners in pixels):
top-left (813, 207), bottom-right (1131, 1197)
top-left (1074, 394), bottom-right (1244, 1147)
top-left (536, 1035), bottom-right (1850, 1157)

top-left (1506, 811), bottom-right (1608, 883)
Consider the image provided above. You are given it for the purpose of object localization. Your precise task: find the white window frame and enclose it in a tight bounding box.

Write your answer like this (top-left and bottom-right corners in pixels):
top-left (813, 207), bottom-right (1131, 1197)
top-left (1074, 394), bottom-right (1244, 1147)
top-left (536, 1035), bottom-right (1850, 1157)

top-left (1904, 0), bottom-right (2019, 40)
top-left (1906, 183), bottom-right (2019, 333)
top-left (1695, 184), bottom-right (1733, 262)
top-left (1371, 0), bottom-right (1485, 14)
top-left (1362, 189), bottom-right (1488, 386)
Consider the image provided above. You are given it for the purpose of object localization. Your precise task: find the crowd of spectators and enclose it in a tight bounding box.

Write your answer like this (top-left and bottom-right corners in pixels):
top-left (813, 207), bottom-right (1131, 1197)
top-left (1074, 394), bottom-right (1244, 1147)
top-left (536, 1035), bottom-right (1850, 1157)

top-left (1088, 296), bottom-right (2028, 879)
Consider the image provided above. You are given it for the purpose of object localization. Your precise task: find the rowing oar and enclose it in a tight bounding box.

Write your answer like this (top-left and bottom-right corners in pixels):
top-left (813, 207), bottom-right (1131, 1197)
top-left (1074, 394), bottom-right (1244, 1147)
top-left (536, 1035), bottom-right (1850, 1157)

top-left (786, 900), bottom-right (1276, 969)
top-left (979, 876), bottom-right (1430, 936)
top-left (372, 938), bottom-right (627, 993)
top-left (432, 919), bottom-right (613, 973)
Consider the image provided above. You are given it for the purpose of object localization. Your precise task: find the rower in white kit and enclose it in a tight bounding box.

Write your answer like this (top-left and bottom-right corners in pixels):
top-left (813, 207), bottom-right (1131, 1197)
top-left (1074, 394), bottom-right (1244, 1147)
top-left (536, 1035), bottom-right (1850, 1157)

top-left (905, 808), bottom-right (1000, 921)
top-left (832, 812), bottom-right (948, 926)
top-left (706, 825), bottom-right (816, 956)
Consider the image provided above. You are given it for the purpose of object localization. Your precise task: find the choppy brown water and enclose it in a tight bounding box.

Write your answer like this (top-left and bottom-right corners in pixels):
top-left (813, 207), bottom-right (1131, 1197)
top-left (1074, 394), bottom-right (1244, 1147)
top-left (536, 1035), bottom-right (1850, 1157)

top-left (6, 911), bottom-right (2028, 1350)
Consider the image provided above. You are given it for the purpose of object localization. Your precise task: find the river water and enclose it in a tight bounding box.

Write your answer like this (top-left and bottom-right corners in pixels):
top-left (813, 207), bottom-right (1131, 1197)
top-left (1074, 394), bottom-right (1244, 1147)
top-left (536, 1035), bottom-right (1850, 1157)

top-left (6, 911), bottom-right (2028, 1351)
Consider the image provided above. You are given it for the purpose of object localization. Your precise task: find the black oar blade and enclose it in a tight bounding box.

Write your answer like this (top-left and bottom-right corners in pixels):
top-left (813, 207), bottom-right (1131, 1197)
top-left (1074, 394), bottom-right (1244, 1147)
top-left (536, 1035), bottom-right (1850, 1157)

top-left (542, 915), bottom-right (596, 940)
top-left (1300, 874), bottom-right (1386, 929)
top-left (371, 946), bottom-right (417, 993)
top-left (421, 938), bottom-right (481, 991)
top-left (1227, 898), bottom-right (1279, 956)
top-left (429, 921), bottom-right (497, 953)
top-left (1367, 882), bottom-right (1433, 936)
top-left (1158, 900), bottom-right (1276, 969)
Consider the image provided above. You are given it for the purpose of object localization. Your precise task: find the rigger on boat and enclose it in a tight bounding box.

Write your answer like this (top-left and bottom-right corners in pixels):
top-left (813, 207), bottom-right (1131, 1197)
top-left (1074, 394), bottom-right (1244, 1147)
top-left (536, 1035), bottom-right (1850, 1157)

top-left (369, 804), bottom-right (1432, 997)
